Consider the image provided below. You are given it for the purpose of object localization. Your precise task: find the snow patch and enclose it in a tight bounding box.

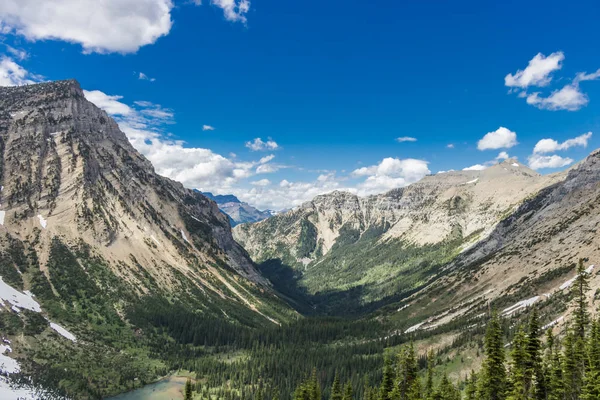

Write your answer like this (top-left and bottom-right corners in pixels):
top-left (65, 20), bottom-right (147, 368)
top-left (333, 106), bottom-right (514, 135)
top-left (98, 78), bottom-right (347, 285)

top-left (559, 266), bottom-right (594, 291)
top-left (11, 306), bottom-right (20, 314)
top-left (404, 322), bottom-right (425, 334)
top-left (181, 230), bottom-right (189, 243)
top-left (0, 278), bottom-right (42, 312)
top-left (0, 211), bottom-right (5, 226)
top-left (512, 163), bottom-right (519, 167)
top-left (0, 344), bottom-right (19, 374)
top-left (37, 215), bottom-right (47, 229)
top-left (542, 316), bottom-right (564, 331)
top-left (150, 235), bottom-right (160, 246)
top-left (49, 322), bottom-right (76, 342)
top-left (502, 296), bottom-right (539, 316)
top-left (465, 178), bottom-right (479, 185)
top-left (298, 257), bottom-right (312, 267)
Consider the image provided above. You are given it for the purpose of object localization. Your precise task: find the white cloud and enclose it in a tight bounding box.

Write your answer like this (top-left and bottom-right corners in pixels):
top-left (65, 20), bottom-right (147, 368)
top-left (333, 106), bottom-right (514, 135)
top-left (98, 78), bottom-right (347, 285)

top-left (505, 52), bottom-right (564, 88)
top-left (0, 0), bottom-right (251, 54)
top-left (352, 157), bottom-right (430, 196)
top-left (83, 90), bottom-right (133, 116)
top-left (447, 144), bottom-right (455, 149)
top-left (0, 0), bottom-right (174, 54)
top-left (396, 136), bottom-right (417, 143)
top-left (251, 179), bottom-right (271, 187)
top-left (528, 154), bottom-right (573, 170)
top-left (258, 154), bottom-right (275, 164)
top-left (84, 89), bottom-right (269, 192)
top-left (477, 127), bottom-right (518, 151)
top-left (496, 151), bottom-right (510, 160)
top-left (256, 164), bottom-right (280, 174)
top-left (533, 132), bottom-right (592, 154)
top-left (5, 45), bottom-right (28, 60)
top-left (526, 84), bottom-right (588, 111)
top-left (574, 69), bottom-right (600, 84)
top-left (0, 56), bottom-right (42, 86)
top-left (138, 72), bottom-right (156, 82)
top-left (202, 125), bottom-right (215, 131)
top-left (463, 164), bottom-right (487, 171)
top-left (210, 0), bottom-right (251, 23)
top-left (245, 138), bottom-right (279, 151)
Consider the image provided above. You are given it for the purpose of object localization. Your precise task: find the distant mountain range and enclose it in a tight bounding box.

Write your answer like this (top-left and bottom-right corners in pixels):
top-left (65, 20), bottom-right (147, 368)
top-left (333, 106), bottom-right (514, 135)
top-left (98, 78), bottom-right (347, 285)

top-left (201, 191), bottom-right (274, 226)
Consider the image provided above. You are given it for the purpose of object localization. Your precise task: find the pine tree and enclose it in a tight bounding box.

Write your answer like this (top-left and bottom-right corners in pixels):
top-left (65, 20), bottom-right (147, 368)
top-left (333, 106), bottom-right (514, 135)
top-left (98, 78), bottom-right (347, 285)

top-left (464, 371), bottom-right (478, 400)
top-left (380, 355), bottom-right (394, 400)
top-left (548, 351), bottom-right (564, 400)
top-left (185, 378), bottom-right (194, 400)
top-left (478, 312), bottom-right (508, 400)
top-left (508, 327), bottom-right (529, 400)
top-left (342, 382), bottom-right (353, 400)
top-left (331, 373), bottom-right (343, 400)
top-left (572, 259), bottom-right (590, 340)
top-left (526, 309), bottom-right (546, 400)
top-left (583, 319), bottom-right (600, 399)
top-left (309, 368), bottom-right (321, 400)
top-left (425, 351), bottom-right (435, 400)
top-left (435, 374), bottom-right (459, 400)
top-left (396, 344), bottom-right (418, 400)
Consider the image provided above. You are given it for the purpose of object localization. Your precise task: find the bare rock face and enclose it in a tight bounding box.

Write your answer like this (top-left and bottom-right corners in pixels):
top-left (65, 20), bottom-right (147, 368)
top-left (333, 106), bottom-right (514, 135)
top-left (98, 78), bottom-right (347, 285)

top-left (0, 80), bottom-right (277, 321)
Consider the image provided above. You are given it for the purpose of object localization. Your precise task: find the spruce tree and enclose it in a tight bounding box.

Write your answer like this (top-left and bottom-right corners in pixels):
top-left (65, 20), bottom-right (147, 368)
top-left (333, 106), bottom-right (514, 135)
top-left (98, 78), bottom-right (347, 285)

top-left (425, 350), bottom-right (435, 400)
top-left (309, 368), bottom-right (321, 400)
top-left (331, 373), bottom-right (343, 400)
top-left (526, 309), bottom-right (546, 400)
top-left (572, 259), bottom-right (590, 340)
top-left (342, 382), bottom-right (353, 400)
top-left (380, 355), bottom-right (394, 400)
top-left (583, 319), bottom-right (600, 399)
top-left (548, 351), bottom-right (564, 400)
top-left (464, 371), bottom-right (478, 400)
top-left (508, 327), bottom-right (529, 400)
top-left (478, 312), bottom-right (508, 400)
top-left (185, 378), bottom-right (194, 400)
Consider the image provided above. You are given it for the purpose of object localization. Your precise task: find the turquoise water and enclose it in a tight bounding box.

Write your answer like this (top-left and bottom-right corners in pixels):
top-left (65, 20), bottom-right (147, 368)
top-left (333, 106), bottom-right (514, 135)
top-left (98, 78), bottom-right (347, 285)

top-left (107, 376), bottom-right (186, 400)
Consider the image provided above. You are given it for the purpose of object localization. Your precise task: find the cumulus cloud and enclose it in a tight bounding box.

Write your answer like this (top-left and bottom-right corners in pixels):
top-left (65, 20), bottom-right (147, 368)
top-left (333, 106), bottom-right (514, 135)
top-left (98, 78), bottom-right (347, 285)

top-left (84, 89), bottom-right (270, 192)
top-left (463, 164), bottom-right (487, 171)
top-left (0, 0), bottom-right (251, 54)
top-left (202, 125), bottom-right (215, 131)
top-left (507, 52), bottom-right (600, 111)
top-left (396, 136), bottom-right (417, 143)
top-left (0, 56), bottom-right (42, 86)
top-left (245, 138), bottom-right (279, 151)
top-left (251, 179), bottom-right (271, 187)
top-left (533, 132), bottom-right (592, 154)
top-left (0, 0), bottom-right (174, 54)
top-left (210, 0), bottom-right (251, 23)
top-left (526, 85), bottom-right (588, 111)
top-left (447, 144), bottom-right (455, 149)
top-left (496, 151), bottom-right (510, 160)
top-left (236, 175), bottom-right (351, 210)
top-left (138, 72), bottom-right (156, 82)
top-left (352, 157), bottom-right (430, 196)
top-left (505, 52), bottom-right (564, 88)
top-left (477, 127), bottom-right (518, 151)
top-left (528, 154), bottom-right (573, 170)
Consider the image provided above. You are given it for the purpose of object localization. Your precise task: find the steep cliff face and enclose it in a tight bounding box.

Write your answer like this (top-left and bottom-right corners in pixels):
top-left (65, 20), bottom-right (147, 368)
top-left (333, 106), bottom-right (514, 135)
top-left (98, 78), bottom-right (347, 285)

top-left (233, 160), bottom-right (563, 313)
top-left (202, 191), bottom-right (273, 226)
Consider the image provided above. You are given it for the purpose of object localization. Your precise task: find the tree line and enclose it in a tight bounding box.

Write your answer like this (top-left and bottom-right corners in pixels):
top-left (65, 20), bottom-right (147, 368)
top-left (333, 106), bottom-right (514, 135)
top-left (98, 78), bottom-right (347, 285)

top-left (292, 260), bottom-right (599, 400)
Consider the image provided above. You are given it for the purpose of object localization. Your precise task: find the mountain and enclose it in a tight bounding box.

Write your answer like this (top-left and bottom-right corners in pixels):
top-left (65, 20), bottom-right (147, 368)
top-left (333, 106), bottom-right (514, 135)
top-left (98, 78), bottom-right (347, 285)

top-left (201, 191), bottom-right (273, 226)
top-left (233, 159), bottom-right (565, 314)
top-left (0, 80), bottom-right (290, 398)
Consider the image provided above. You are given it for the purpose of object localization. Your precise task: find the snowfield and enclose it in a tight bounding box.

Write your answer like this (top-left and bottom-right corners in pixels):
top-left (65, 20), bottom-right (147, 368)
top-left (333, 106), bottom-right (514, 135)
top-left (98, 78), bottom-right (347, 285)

top-left (0, 278), bottom-right (42, 312)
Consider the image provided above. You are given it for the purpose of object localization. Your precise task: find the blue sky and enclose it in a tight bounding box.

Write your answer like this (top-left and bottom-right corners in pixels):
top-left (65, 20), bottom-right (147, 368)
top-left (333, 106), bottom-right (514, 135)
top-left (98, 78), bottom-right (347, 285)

top-left (1, 0), bottom-right (599, 209)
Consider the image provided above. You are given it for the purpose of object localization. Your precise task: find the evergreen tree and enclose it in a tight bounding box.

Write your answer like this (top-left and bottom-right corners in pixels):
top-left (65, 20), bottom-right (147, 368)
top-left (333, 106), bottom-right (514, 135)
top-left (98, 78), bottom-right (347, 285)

top-left (184, 378), bottom-right (194, 400)
top-left (425, 351), bottom-right (435, 400)
top-left (526, 309), bottom-right (546, 400)
top-left (396, 344), bottom-right (418, 400)
top-left (434, 374), bottom-right (459, 400)
top-left (508, 327), bottom-right (529, 400)
top-left (309, 368), bottom-right (321, 400)
top-left (342, 382), bottom-right (353, 400)
top-left (331, 373), bottom-right (343, 400)
top-left (583, 319), bottom-right (600, 399)
top-left (572, 259), bottom-right (590, 340)
top-left (380, 355), bottom-right (394, 400)
top-left (548, 351), bottom-right (564, 400)
top-left (464, 371), bottom-right (478, 400)
top-left (478, 312), bottom-right (508, 400)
